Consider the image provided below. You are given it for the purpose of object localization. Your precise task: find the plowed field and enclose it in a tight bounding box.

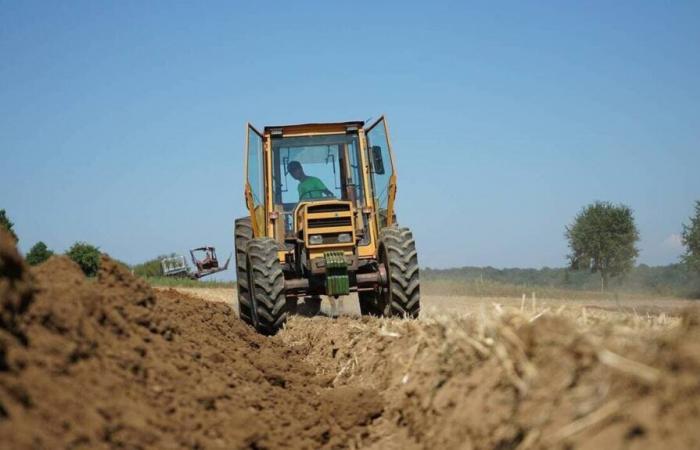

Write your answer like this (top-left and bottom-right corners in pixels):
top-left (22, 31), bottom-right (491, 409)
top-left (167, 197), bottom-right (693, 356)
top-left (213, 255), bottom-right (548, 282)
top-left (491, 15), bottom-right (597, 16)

top-left (2, 230), bottom-right (699, 449)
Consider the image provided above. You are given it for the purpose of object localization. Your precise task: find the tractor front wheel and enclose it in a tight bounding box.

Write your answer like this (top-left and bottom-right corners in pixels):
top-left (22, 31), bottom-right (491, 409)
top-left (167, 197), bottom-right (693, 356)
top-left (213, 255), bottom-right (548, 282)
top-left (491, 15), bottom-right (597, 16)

top-left (246, 238), bottom-right (291, 335)
top-left (358, 227), bottom-right (421, 318)
top-left (234, 217), bottom-right (253, 326)
top-left (378, 226), bottom-right (421, 317)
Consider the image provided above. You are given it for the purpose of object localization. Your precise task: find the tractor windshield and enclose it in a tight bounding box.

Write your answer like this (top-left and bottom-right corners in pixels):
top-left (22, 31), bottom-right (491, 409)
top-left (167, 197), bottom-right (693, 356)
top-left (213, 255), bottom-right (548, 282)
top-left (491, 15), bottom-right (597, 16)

top-left (271, 133), bottom-right (365, 234)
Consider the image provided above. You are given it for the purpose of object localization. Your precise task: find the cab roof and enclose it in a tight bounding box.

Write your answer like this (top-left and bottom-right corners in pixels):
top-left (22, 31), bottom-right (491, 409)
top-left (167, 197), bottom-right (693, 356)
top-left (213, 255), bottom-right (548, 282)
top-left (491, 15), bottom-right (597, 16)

top-left (263, 121), bottom-right (364, 136)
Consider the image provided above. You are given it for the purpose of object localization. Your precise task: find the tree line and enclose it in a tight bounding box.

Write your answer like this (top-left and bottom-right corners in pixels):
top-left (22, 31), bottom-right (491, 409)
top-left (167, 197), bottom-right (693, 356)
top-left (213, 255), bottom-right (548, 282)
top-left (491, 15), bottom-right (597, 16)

top-left (1, 209), bottom-right (102, 276)
top-left (423, 200), bottom-right (700, 296)
top-left (3, 199), bottom-right (700, 293)
top-left (1, 209), bottom-right (177, 279)
top-left (564, 200), bottom-right (700, 291)
top-left (423, 263), bottom-right (700, 297)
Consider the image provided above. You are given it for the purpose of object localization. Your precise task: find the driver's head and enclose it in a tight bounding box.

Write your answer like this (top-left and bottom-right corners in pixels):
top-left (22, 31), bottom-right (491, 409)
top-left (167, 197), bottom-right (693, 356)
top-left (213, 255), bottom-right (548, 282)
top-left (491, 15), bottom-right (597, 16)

top-left (287, 161), bottom-right (304, 180)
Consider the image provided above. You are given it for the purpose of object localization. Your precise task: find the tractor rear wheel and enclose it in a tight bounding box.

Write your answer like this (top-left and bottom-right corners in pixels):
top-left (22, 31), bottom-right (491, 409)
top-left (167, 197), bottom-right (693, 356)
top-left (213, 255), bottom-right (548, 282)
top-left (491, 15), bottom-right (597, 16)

top-left (246, 238), bottom-right (290, 335)
top-left (376, 226), bottom-right (421, 318)
top-left (234, 217), bottom-right (253, 326)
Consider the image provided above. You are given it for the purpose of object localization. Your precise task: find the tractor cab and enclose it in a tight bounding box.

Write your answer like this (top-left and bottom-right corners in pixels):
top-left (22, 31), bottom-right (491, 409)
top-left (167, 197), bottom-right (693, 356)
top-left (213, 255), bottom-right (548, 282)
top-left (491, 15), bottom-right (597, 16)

top-left (270, 124), bottom-right (368, 244)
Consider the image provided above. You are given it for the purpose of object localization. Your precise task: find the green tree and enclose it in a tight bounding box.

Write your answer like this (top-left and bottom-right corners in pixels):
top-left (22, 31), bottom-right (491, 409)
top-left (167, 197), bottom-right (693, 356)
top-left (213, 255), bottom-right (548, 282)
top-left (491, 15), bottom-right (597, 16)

top-left (681, 201), bottom-right (700, 273)
top-left (565, 201), bottom-right (639, 290)
top-left (66, 242), bottom-right (101, 276)
top-left (0, 209), bottom-right (18, 242)
top-left (26, 241), bottom-right (54, 266)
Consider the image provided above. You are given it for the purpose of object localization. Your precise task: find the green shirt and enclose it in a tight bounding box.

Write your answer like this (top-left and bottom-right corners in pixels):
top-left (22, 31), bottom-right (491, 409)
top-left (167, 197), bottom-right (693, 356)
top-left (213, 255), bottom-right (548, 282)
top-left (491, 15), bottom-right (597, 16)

top-left (298, 176), bottom-right (330, 201)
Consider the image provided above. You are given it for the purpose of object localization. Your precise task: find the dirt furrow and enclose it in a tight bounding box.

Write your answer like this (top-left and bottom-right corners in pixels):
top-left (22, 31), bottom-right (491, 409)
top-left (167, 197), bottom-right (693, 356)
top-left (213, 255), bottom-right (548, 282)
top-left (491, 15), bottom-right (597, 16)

top-left (279, 310), bottom-right (700, 450)
top-left (0, 230), bottom-right (382, 449)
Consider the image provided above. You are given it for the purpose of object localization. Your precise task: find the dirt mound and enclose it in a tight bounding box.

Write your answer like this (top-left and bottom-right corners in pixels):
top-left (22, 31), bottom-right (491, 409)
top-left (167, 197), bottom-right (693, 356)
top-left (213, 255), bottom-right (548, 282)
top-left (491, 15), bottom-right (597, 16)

top-left (0, 247), bottom-right (382, 449)
top-left (280, 308), bottom-right (700, 449)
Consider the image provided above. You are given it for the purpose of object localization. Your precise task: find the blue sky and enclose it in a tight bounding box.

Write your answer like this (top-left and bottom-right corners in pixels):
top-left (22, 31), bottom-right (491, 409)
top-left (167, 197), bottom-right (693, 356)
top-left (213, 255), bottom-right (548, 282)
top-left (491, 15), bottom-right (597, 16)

top-left (1, 1), bottom-right (698, 279)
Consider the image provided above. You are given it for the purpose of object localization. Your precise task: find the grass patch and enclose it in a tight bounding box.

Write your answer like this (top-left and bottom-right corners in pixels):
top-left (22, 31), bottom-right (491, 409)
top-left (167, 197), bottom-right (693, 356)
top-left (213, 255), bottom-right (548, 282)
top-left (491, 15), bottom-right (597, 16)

top-left (423, 265), bottom-right (700, 299)
top-left (421, 278), bottom-right (682, 300)
top-left (143, 276), bottom-right (235, 289)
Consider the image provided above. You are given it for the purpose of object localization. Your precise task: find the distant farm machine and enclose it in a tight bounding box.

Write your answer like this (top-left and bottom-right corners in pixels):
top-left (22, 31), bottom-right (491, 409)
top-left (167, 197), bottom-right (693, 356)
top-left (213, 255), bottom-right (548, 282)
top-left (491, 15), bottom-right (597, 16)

top-left (160, 246), bottom-right (230, 279)
top-left (235, 116), bottom-right (421, 334)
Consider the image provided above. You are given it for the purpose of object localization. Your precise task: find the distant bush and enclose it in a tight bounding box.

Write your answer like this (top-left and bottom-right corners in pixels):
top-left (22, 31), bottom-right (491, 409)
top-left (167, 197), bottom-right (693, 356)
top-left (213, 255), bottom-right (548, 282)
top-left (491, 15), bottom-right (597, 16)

top-left (26, 241), bottom-right (54, 266)
top-left (66, 242), bottom-right (101, 276)
top-left (0, 209), bottom-right (18, 243)
top-left (132, 254), bottom-right (182, 278)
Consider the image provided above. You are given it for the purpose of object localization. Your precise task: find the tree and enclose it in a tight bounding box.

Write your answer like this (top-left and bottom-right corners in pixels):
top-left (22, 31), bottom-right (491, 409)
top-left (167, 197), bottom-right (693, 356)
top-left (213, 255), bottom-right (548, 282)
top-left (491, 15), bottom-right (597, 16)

top-left (0, 209), bottom-right (18, 243)
top-left (681, 201), bottom-right (700, 273)
top-left (66, 242), bottom-right (101, 276)
top-left (565, 201), bottom-right (639, 290)
top-left (26, 241), bottom-right (54, 266)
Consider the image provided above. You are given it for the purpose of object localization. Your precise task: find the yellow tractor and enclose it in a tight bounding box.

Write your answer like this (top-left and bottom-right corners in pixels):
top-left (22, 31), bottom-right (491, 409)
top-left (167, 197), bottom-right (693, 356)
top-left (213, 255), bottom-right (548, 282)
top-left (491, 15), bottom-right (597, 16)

top-left (234, 116), bottom-right (420, 334)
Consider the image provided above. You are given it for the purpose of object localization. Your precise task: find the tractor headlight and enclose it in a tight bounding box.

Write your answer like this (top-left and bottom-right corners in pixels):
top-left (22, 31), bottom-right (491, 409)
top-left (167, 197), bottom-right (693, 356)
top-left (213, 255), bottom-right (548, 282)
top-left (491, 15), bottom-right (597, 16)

top-left (337, 233), bottom-right (352, 243)
top-left (309, 234), bottom-right (323, 245)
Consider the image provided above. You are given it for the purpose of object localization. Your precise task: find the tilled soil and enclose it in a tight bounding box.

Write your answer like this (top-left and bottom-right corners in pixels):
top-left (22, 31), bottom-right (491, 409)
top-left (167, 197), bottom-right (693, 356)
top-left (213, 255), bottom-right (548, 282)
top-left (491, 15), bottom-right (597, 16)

top-left (0, 231), bottom-right (381, 449)
top-left (280, 312), bottom-right (700, 449)
top-left (2, 228), bottom-right (700, 449)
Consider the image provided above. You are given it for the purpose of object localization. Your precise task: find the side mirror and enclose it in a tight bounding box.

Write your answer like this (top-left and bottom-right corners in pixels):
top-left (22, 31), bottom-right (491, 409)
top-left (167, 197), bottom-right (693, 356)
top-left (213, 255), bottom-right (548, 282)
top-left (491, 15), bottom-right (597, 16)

top-left (371, 145), bottom-right (386, 175)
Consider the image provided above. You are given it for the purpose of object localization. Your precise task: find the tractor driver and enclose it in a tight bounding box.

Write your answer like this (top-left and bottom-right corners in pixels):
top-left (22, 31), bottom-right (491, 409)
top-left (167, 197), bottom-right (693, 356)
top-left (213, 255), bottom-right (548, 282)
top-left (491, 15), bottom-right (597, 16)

top-left (287, 161), bottom-right (334, 201)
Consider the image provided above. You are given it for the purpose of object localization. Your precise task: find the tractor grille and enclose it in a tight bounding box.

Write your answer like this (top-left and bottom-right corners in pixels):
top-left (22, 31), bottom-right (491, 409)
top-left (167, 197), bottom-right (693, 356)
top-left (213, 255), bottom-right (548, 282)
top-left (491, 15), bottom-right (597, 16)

top-left (308, 217), bottom-right (352, 229)
top-left (307, 203), bottom-right (351, 214)
top-left (303, 202), bottom-right (354, 247)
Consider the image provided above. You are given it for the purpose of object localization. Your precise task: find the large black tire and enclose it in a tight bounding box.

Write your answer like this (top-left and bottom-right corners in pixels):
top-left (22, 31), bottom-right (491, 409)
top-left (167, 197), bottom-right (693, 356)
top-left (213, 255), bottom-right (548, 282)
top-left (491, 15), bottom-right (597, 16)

top-left (362, 226), bottom-right (420, 318)
top-left (246, 238), bottom-right (290, 335)
top-left (234, 217), bottom-right (253, 326)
